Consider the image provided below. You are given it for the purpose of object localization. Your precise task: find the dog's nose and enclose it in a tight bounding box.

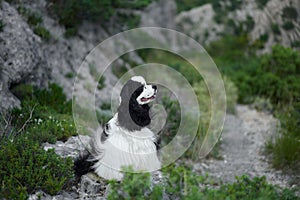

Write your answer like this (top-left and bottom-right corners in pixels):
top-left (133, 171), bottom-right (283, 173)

top-left (152, 85), bottom-right (157, 90)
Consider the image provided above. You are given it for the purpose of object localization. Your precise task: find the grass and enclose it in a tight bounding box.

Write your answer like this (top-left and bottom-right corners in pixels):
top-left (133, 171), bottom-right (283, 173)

top-left (108, 164), bottom-right (299, 199)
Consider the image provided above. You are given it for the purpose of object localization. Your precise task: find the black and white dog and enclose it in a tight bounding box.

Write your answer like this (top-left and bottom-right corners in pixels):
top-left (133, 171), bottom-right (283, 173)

top-left (75, 76), bottom-right (161, 180)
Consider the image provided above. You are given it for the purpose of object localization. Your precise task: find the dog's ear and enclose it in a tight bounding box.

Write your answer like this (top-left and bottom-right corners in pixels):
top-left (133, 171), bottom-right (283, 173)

top-left (120, 80), bottom-right (140, 103)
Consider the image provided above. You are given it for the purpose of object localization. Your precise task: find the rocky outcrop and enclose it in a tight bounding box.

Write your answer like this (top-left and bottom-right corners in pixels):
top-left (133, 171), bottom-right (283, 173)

top-left (175, 0), bottom-right (300, 52)
top-left (175, 4), bottom-right (224, 46)
top-left (0, 1), bottom-right (50, 109)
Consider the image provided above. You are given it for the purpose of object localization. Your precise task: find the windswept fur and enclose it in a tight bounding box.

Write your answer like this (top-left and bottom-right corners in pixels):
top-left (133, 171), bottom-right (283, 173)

top-left (74, 76), bottom-right (161, 180)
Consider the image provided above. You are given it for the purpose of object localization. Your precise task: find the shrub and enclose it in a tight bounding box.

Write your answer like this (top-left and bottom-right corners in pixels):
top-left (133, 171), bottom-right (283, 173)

top-left (107, 166), bottom-right (162, 200)
top-left (291, 41), bottom-right (300, 48)
top-left (112, 65), bottom-right (129, 79)
top-left (267, 100), bottom-right (300, 169)
top-left (108, 164), bottom-right (298, 199)
top-left (271, 23), bottom-right (280, 35)
top-left (25, 114), bottom-right (77, 144)
top-left (48, 0), bottom-right (152, 36)
top-left (11, 83), bottom-right (75, 143)
top-left (65, 72), bottom-right (75, 78)
top-left (282, 6), bottom-right (298, 20)
top-left (97, 76), bottom-right (106, 90)
top-left (33, 25), bottom-right (51, 41)
top-left (255, 0), bottom-right (269, 9)
top-left (159, 96), bottom-right (181, 146)
top-left (282, 21), bottom-right (294, 30)
top-left (0, 135), bottom-right (73, 199)
top-left (17, 7), bottom-right (51, 41)
top-left (0, 20), bottom-right (4, 32)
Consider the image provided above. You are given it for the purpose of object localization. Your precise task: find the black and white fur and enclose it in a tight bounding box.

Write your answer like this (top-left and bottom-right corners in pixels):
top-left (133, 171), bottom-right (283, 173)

top-left (75, 76), bottom-right (161, 180)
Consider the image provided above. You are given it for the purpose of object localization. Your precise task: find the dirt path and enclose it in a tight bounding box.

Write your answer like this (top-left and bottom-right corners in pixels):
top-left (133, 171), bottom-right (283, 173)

top-left (194, 105), bottom-right (298, 189)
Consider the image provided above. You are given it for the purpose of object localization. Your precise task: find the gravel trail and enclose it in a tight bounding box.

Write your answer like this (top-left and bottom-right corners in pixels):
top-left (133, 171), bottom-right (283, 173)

top-left (194, 105), bottom-right (299, 189)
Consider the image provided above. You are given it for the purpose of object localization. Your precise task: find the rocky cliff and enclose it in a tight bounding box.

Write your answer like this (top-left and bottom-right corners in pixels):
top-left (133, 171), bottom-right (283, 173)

top-left (1, 0), bottom-right (299, 109)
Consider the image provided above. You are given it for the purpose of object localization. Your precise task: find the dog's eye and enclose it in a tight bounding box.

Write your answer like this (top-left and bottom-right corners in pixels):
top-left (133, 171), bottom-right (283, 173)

top-left (144, 86), bottom-right (146, 89)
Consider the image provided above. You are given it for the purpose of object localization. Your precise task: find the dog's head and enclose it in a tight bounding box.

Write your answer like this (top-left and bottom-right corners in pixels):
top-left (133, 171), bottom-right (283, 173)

top-left (118, 76), bottom-right (157, 131)
top-left (120, 76), bottom-right (157, 105)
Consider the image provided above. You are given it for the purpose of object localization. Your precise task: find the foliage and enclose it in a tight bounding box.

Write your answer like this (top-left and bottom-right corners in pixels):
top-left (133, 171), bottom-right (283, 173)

top-left (138, 49), bottom-right (201, 84)
top-left (108, 164), bottom-right (298, 199)
top-left (112, 65), bottom-right (129, 79)
top-left (48, 0), bottom-right (152, 36)
top-left (10, 83), bottom-right (75, 144)
top-left (271, 23), bottom-right (281, 35)
top-left (17, 6), bottom-right (51, 40)
top-left (282, 21), bottom-right (294, 30)
top-left (208, 33), bottom-right (300, 169)
top-left (65, 72), bottom-right (75, 78)
top-left (0, 20), bottom-right (4, 32)
top-left (159, 96), bottom-right (181, 146)
top-left (255, 0), bottom-right (269, 9)
top-left (267, 100), bottom-right (300, 169)
top-left (107, 166), bottom-right (162, 200)
top-left (97, 101), bottom-right (113, 125)
top-left (175, 0), bottom-right (211, 13)
top-left (97, 76), bottom-right (106, 90)
top-left (0, 135), bottom-right (73, 199)
top-left (282, 6), bottom-right (298, 20)
top-left (33, 25), bottom-right (51, 41)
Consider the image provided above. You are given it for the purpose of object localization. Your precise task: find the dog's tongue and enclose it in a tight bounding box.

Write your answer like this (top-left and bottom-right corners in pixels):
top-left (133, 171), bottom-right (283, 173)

top-left (141, 95), bottom-right (155, 102)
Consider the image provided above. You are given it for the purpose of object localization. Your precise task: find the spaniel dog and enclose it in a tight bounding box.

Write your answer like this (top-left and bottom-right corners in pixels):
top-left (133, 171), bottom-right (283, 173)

top-left (75, 76), bottom-right (161, 180)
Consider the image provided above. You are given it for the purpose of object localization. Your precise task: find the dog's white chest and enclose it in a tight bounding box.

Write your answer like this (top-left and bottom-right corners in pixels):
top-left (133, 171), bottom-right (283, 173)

top-left (93, 115), bottom-right (161, 180)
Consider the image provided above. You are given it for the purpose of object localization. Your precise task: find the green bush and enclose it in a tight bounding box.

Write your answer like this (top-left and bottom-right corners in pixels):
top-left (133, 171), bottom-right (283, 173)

top-left (107, 166), bottom-right (162, 200)
top-left (208, 33), bottom-right (300, 170)
top-left (282, 21), bottom-right (294, 30)
top-left (97, 76), bottom-right (106, 90)
top-left (0, 20), bottom-right (4, 32)
top-left (271, 23), bottom-right (281, 35)
top-left (112, 65), bottom-right (129, 79)
top-left (108, 164), bottom-right (298, 199)
top-left (25, 114), bottom-right (77, 144)
top-left (17, 6), bottom-right (51, 40)
top-left (267, 100), bottom-right (300, 169)
top-left (33, 25), bottom-right (51, 41)
top-left (11, 83), bottom-right (75, 143)
top-left (65, 72), bottom-right (75, 78)
top-left (255, 0), bottom-right (269, 9)
top-left (48, 0), bottom-right (152, 35)
top-left (0, 135), bottom-right (73, 199)
top-left (282, 6), bottom-right (298, 20)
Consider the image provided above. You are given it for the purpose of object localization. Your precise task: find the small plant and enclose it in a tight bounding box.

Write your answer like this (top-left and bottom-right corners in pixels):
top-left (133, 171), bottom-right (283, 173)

top-left (97, 76), bottom-right (106, 90)
top-left (64, 27), bottom-right (78, 38)
top-left (291, 41), bottom-right (300, 48)
top-left (255, 0), bottom-right (269, 9)
top-left (48, 0), bottom-right (152, 37)
top-left (112, 65), bottom-right (128, 79)
top-left (108, 164), bottom-right (298, 199)
top-left (96, 110), bottom-right (113, 125)
top-left (65, 72), bottom-right (75, 78)
top-left (0, 135), bottom-right (73, 199)
top-left (0, 20), bottom-right (5, 32)
top-left (33, 25), bottom-right (51, 41)
top-left (282, 21), bottom-right (294, 30)
top-left (17, 6), bottom-right (51, 41)
top-left (282, 6), bottom-right (298, 20)
top-left (107, 166), bottom-right (162, 200)
top-left (100, 101), bottom-right (111, 110)
top-left (271, 23), bottom-right (280, 35)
